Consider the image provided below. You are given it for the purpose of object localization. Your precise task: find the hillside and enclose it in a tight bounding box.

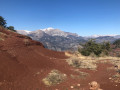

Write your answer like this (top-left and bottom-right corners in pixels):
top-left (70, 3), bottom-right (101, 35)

top-left (0, 27), bottom-right (68, 89)
top-left (1, 27), bottom-right (120, 90)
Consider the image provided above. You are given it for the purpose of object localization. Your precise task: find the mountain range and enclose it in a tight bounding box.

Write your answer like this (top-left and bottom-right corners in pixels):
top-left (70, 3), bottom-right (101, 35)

top-left (17, 28), bottom-right (120, 51)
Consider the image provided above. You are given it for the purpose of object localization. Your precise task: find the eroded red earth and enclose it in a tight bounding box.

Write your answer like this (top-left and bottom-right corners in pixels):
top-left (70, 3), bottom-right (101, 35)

top-left (0, 28), bottom-right (120, 90)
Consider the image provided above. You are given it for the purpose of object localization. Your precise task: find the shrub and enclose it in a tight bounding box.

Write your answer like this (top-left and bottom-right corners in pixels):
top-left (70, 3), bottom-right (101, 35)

top-left (23, 39), bottom-right (30, 46)
top-left (71, 71), bottom-right (89, 79)
top-left (7, 26), bottom-right (16, 32)
top-left (0, 38), bottom-right (4, 41)
top-left (0, 16), bottom-right (16, 32)
top-left (66, 57), bottom-right (97, 70)
top-left (113, 39), bottom-right (120, 48)
top-left (79, 39), bottom-right (111, 56)
top-left (0, 32), bottom-right (5, 41)
top-left (42, 70), bottom-right (67, 86)
top-left (0, 16), bottom-right (6, 27)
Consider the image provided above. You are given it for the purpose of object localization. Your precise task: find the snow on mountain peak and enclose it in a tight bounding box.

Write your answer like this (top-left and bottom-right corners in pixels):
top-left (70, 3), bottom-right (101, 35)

top-left (24, 30), bottom-right (31, 33)
top-left (17, 30), bottom-right (31, 35)
top-left (47, 27), bottom-right (54, 30)
top-left (42, 27), bottom-right (55, 31)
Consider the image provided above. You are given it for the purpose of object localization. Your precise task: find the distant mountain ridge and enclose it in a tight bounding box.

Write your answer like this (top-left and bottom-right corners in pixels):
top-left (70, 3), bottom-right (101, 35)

top-left (85, 34), bottom-right (119, 38)
top-left (17, 30), bottom-right (31, 35)
top-left (17, 28), bottom-right (85, 51)
top-left (17, 28), bottom-right (120, 51)
top-left (17, 28), bottom-right (78, 37)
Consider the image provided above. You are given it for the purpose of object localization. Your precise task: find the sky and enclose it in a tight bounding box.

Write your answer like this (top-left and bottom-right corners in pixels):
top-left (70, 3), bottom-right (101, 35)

top-left (0, 0), bottom-right (120, 36)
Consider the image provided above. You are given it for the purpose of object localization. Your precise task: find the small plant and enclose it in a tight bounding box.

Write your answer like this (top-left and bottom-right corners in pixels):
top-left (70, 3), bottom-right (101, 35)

top-left (0, 34), bottom-right (4, 41)
top-left (7, 26), bottom-right (16, 32)
top-left (72, 59), bottom-right (80, 68)
top-left (42, 69), bottom-right (67, 86)
top-left (111, 73), bottom-right (120, 83)
top-left (79, 71), bottom-right (89, 77)
top-left (0, 38), bottom-right (4, 41)
top-left (90, 53), bottom-right (97, 58)
top-left (23, 39), bottom-right (30, 46)
top-left (113, 39), bottom-right (120, 48)
top-left (70, 71), bottom-right (89, 79)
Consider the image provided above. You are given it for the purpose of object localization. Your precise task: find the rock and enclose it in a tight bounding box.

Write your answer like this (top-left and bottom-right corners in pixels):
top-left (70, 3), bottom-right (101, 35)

top-left (77, 84), bottom-right (80, 86)
top-left (89, 81), bottom-right (103, 90)
top-left (70, 86), bottom-right (74, 88)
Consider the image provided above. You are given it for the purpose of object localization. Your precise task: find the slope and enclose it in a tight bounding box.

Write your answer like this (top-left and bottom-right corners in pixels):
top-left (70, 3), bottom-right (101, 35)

top-left (0, 27), bottom-right (120, 90)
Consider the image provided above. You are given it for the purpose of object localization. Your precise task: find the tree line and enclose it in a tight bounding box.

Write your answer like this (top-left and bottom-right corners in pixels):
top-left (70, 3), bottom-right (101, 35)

top-left (79, 39), bottom-right (120, 57)
top-left (78, 39), bottom-right (111, 56)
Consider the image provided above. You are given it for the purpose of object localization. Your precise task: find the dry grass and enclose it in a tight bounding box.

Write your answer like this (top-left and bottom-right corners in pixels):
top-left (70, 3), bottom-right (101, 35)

top-left (0, 32), bottom-right (4, 35)
top-left (0, 33), bottom-right (4, 41)
top-left (65, 51), bottom-right (120, 60)
top-left (109, 60), bottom-right (120, 66)
top-left (42, 69), bottom-right (67, 86)
top-left (0, 26), bottom-right (7, 30)
top-left (0, 37), bottom-right (4, 41)
top-left (107, 66), bottom-right (115, 71)
top-left (110, 73), bottom-right (120, 83)
top-left (0, 28), bottom-right (7, 41)
top-left (23, 39), bottom-right (30, 46)
top-left (66, 56), bottom-right (97, 70)
top-left (71, 71), bottom-right (89, 79)
top-left (65, 51), bottom-right (120, 71)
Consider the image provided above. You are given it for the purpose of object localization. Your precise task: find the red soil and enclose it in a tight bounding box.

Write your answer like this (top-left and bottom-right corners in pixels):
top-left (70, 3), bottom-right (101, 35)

top-left (0, 28), bottom-right (120, 90)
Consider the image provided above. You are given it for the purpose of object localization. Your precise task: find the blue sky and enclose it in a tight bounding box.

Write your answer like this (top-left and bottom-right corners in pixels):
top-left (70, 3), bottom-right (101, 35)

top-left (0, 0), bottom-right (120, 36)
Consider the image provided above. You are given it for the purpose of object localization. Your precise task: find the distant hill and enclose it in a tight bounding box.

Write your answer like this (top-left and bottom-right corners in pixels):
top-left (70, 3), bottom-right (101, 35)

top-left (85, 35), bottom-right (120, 43)
top-left (95, 36), bottom-right (116, 43)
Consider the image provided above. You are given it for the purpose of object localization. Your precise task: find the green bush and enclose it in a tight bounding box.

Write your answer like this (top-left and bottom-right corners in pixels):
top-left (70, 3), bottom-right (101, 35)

top-left (0, 16), bottom-right (16, 32)
top-left (7, 26), bottom-right (16, 32)
top-left (79, 39), bottom-right (111, 56)
top-left (0, 16), bottom-right (7, 27)
top-left (113, 39), bottom-right (120, 48)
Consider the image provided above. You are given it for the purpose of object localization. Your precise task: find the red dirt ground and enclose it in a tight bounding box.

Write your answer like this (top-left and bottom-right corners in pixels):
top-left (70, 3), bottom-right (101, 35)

top-left (0, 28), bottom-right (120, 90)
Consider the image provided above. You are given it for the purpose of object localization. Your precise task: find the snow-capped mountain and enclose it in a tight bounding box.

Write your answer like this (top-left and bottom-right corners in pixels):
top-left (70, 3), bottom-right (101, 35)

top-left (17, 27), bottom-right (78, 37)
top-left (17, 28), bottom-right (85, 51)
top-left (42, 28), bottom-right (68, 37)
top-left (17, 30), bottom-right (31, 35)
top-left (41, 27), bottom-right (79, 37)
top-left (17, 28), bottom-right (120, 51)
